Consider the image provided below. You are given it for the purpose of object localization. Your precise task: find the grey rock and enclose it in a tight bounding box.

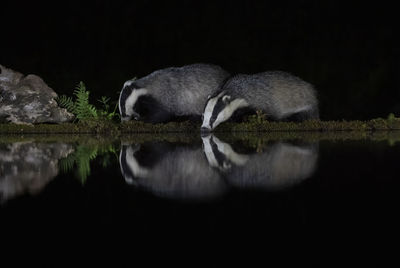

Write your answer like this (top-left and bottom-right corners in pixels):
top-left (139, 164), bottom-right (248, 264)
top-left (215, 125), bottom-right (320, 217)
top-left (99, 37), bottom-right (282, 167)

top-left (0, 64), bottom-right (74, 124)
top-left (0, 142), bottom-right (74, 204)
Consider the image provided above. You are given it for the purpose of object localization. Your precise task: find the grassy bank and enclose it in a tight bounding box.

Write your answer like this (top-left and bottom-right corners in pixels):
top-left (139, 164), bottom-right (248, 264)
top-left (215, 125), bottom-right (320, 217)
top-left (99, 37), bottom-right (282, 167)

top-left (1, 129), bottom-right (400, 146)
top-left (1, 117), bottom-right (400, 134)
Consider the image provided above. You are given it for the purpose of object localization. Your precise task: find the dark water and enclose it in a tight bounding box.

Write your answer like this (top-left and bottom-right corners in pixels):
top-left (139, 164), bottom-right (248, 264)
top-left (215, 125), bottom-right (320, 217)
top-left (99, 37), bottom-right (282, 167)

top-left (1, 133), bottom-right (399, 246)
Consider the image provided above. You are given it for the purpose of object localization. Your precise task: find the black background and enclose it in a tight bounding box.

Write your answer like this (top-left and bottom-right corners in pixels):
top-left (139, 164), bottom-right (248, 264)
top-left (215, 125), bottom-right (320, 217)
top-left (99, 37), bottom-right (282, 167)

top-left (1, 0), bottom-right (399, 120)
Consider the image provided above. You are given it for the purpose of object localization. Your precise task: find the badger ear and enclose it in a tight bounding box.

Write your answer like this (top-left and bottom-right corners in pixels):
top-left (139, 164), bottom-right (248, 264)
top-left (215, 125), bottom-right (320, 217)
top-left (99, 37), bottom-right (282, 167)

top-left (207, 94), bottom-right (211, 100)
top-left (222, 95), bottom-right (231, 103)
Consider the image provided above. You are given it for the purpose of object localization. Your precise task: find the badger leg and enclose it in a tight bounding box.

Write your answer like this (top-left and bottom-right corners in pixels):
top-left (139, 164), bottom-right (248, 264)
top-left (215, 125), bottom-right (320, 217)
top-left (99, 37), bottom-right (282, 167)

top-left (283, 107), bottom-right (319, 122)
top-left (302, 106), bottom-right (319, 120)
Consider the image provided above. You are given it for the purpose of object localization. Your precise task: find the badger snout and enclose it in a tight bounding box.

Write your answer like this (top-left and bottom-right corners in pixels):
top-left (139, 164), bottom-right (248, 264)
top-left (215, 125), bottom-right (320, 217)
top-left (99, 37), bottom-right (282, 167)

top-left (200, 127), bottom-right (212, 135)
top-left (121, 116), bottom-right (131, 122)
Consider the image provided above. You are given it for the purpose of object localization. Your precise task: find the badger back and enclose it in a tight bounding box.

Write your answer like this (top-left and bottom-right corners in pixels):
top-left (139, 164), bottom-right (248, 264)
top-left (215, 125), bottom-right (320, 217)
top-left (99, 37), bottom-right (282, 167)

top-left (223, 71), bottom-right (318, 120)
top-left (201, 135), bottom-right (318, 190)
top-left (223, 142), bottom-right (319, 190)
top-left (143, 147), bottom-right (227, 200)
top-left (139, 64), bottom-right (230, 116)
top-left (120, 142), bottom-right (227, 200)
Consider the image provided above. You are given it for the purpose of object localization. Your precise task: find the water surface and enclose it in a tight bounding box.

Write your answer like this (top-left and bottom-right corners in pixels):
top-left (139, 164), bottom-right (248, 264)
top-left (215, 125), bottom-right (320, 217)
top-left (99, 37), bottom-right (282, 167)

top-left (1, 132), bottom-right (399, 241)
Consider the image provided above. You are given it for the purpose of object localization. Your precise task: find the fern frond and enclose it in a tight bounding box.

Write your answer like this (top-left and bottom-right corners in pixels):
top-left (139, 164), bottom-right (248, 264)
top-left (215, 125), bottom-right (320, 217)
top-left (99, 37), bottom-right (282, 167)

top-left (58, 81), bottom-right (120, 122)
top-left (59, 155), bottom-right (76, 173)
top-left (98, 96), bottom-right (110, 109)
top-left (56, 95), bottom-right (76, 114)
top-left (74, 145), bottom-right (98, 184)
top-left (58, 143), bottom-right (118, 184)
top-left (77, 159), bottom-right (91, 184)
top-left (73, 81), bottom-right (98, 120)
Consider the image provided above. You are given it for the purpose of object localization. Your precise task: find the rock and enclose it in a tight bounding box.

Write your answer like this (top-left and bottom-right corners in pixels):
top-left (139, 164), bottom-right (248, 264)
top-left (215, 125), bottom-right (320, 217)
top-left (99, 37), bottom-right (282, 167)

top-left (0, 64), bottom-right (74, 124)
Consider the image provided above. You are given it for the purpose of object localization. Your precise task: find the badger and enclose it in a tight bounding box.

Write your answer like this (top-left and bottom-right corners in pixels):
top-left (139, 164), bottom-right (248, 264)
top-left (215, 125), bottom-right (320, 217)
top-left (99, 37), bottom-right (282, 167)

top-left (201, 71), bottom-right (319, 131)
top-left (201, 134), bottom-right (318, 190)
top-left (119, 63), bottom-right (230, 123)
top-left (119, 141), bottom-right (227, 201)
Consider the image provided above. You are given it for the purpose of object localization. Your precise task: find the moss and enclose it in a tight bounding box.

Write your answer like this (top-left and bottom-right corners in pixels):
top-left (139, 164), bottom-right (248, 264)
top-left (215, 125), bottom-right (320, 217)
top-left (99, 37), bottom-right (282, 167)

top-left (119, 120), bottom-right (199, 133)
top-left (2, 130), bottom-right (400, 151)
top-left (0, 120), bottom-right (120, 134)
top-left (3, 118), bottom-right (398, 185)
top-left (215, 130), bottom-right (400, 149)
top-left (1, 117), bottom-right (400, 134)
top-left (215, 118), bottom-right (400, 132)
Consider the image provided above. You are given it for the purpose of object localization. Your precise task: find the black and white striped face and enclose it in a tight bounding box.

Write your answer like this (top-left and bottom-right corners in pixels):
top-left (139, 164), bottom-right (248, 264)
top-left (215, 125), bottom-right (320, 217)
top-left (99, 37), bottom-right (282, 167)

top-left (201, 91), bottom-right (249, 131)
top-left (201, 134), bottom-right (249, 171)
top-left (119, 79), bottom-right (148, 122)
top-left (119, 144), bottom-right (149, 185)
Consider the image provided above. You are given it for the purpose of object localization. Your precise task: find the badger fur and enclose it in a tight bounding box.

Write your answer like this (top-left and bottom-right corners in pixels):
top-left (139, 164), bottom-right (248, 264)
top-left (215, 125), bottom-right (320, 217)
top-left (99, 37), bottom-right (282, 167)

top-left (201, 134), bottom-right (318, 190)
top-left (201, 71), bottom-right (319, 131)
top-left (119, 63), bottom-right (230, 123)
top-left (119, 141), bottom-right (226, 201)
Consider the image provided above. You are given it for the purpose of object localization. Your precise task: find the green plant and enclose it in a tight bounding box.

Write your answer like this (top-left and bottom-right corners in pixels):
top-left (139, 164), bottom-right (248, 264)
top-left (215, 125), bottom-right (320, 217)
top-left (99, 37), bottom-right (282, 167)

top-left (97, 96), bottom-right (120, 120)
top-left (73, 82), bottom-right (97, 120)
top-left (247, 110), bottom-right (267, 124)
top-left (56, 81), bottom-right (119, 122)
top-left (387, 113), bottom-right (396, 121)
top-left (59, 143), bottom-right (119, 184)
top-left (56, 95), bottom-right (75, 113)
top-left (59, 145), bottom-right (97, 183)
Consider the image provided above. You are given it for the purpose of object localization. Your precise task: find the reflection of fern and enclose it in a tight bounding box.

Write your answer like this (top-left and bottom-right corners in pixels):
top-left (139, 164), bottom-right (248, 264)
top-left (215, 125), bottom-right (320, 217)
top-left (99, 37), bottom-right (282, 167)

top-left (76, 146), bottom-right (98, 183)
top-left (59, 146), bottom-right (96, 184)
top-left (59, 143), bottom-right (118, 184)
top-left (60, 154), bottom-right (75, 173)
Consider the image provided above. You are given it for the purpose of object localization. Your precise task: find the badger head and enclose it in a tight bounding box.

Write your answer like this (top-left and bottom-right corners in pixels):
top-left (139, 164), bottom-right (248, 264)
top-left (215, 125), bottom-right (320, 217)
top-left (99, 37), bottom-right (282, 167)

top-left (201, 134), bottom-right (249, 171)
top-left (201, 91), bottom-right (249, 132)
top-left (119, 79), bottom-right (148, 122)
top-left (119, 144), bottom-right (149, 185)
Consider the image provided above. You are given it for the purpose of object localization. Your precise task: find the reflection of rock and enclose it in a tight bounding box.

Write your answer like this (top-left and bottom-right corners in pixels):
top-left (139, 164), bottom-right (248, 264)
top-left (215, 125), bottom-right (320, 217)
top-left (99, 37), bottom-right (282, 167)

top-left (0, 64), bottom-right (74, 124)
top-left (119, 142), bottom-right (226, 201)
top-left (0, 142), bottom-right (74, 203)
top-left (202, 135), bottom-right (318, 190)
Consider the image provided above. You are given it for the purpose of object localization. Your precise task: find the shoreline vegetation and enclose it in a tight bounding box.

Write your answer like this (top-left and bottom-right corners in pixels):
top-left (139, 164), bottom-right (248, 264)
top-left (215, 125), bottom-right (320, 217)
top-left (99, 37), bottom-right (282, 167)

top-left (0, 117), bottom-right (400, 134)
top-left (2, 126), bottom-right (399, 184)
top-left (1, 82), bottom-right (400, 139)
top-left (1, 125), bottom-right (400, 150)
top-left (0, 117), bottom-right (400, 145)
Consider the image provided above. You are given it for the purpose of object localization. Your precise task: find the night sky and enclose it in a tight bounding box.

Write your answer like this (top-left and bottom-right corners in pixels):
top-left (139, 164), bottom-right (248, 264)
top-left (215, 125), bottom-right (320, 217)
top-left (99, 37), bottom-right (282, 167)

top-left (1, 0), bottom-right (399, 120)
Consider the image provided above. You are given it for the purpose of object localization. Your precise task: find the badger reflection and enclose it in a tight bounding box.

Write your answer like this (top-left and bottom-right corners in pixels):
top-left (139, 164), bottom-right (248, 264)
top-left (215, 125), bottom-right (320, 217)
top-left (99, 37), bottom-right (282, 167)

top-left (202, 135), bottom-right (318, 190)
top-left (120, 136), bottom-right (318, 200)
top-left (119, 142), bottom-right (226, 201)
